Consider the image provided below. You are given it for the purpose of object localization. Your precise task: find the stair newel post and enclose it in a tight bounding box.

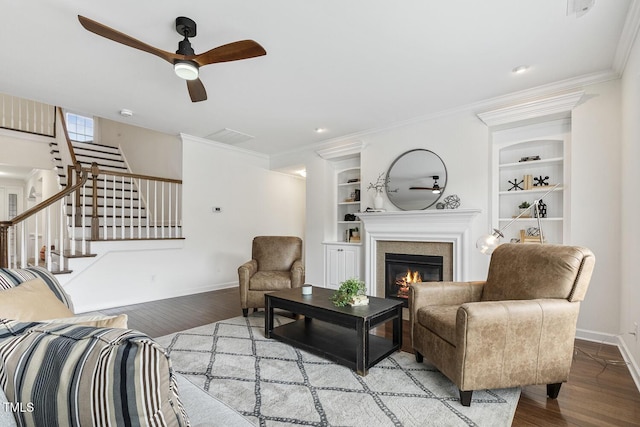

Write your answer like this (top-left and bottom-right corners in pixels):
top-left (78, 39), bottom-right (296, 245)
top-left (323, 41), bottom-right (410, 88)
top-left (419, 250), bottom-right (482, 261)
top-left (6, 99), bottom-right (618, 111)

top-left (74, 163), bottom-right (83, 227)
top-left (90, 163), bottom-right (100, 242)
top-left (0, 221), bottom-right (9, 268)
top-left (69, 165), bottom-right (76, 255)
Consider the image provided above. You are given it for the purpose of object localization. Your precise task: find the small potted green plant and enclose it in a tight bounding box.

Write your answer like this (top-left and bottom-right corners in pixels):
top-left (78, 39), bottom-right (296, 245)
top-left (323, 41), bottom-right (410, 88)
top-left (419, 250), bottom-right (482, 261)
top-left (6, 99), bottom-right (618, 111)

top-left (518, 201), bottom-right (531, 216)
top-left (331, 278), bottom-right (368, 307)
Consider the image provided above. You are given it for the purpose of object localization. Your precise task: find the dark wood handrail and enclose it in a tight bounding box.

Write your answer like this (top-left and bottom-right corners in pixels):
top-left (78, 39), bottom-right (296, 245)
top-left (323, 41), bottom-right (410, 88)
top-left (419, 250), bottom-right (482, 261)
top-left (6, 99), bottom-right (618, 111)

top-left (0, 164), bottom-right (87, 268)
top-left (57, 106), bottom-right (78, 166)
top-left (2, 165), bottom-right (87, 227)
top-left (81, 166), bottom-right (182, 184)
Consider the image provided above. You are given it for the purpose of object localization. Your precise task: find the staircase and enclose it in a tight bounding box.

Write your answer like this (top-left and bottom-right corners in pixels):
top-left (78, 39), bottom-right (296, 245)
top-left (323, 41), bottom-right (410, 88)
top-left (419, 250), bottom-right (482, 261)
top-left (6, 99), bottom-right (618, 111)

top-left (51, 140), bottom-right (150, 239)
top-left (1, 116), bottom-right (182, 275)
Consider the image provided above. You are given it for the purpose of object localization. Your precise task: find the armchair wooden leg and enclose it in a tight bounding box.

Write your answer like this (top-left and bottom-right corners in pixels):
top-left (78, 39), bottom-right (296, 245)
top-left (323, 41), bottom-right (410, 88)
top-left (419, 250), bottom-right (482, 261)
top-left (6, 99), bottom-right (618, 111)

top-left (415, 351), bottom-right (424, 363)
top-left (459, 390), bottom-right (473, 407)
top-left (547, 383), bottom-right (562, 399)
top-left (242, 308), bottom-right (249, 317)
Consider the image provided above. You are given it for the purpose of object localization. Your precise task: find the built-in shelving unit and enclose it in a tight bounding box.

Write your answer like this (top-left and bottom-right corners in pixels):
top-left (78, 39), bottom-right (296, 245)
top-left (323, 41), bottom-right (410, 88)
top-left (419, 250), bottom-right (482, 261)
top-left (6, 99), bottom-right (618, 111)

top-left (336, 167), bottom-right (362, 243)
top-left (492, 121), bottom-right (570, 244)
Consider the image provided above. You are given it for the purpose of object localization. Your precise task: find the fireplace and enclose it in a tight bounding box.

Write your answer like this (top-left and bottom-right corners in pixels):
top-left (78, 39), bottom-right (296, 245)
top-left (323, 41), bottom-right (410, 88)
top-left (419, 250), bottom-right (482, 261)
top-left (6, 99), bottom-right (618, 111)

top-left (385, 253), bottom-right (443, 307)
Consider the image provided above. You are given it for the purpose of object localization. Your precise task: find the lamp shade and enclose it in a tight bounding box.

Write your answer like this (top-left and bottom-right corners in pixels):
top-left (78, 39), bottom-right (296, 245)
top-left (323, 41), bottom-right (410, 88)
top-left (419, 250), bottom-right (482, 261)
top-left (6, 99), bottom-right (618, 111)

top-left (174, 61), bottom-right (199, 80)
top-left (475, 228), bottom-right (503, 255)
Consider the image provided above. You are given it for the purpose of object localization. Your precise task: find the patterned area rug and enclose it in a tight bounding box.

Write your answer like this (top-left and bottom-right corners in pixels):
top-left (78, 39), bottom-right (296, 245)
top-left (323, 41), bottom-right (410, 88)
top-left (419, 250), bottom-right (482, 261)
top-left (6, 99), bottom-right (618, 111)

top-left (155, 314), bottom-right (520, 427)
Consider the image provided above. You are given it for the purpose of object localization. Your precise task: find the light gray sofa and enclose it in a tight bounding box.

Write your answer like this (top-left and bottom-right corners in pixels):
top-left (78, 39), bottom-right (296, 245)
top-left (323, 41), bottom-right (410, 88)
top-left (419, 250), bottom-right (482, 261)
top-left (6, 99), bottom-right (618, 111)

top-left (0, 267), bottom-right (252, 427)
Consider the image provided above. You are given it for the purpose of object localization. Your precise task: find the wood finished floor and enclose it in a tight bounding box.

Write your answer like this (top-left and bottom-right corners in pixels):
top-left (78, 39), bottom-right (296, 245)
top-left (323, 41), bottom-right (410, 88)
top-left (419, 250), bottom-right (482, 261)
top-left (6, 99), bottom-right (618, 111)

top-left (101, 289), bottom-right (640, 426)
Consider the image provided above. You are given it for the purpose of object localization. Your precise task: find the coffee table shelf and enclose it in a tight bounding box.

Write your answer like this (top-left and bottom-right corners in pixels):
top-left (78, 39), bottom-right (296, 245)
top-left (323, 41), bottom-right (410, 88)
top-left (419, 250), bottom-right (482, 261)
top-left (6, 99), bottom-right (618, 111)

top-left (271, 318), bottom-right (397, 370)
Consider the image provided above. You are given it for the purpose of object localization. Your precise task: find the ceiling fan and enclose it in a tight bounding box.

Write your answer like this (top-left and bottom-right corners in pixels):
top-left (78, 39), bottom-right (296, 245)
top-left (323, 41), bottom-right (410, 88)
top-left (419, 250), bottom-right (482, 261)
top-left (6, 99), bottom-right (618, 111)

top-left (409, 175), bottom-right (442, 194)
top-left (78, 15), bottom-right (267, 102)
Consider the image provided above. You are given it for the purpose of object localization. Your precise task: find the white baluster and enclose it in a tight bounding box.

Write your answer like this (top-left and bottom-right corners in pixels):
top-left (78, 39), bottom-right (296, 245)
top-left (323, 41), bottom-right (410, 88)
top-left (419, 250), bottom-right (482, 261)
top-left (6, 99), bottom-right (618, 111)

top-left (81, 182), bottom-right (86, 254)
top-left (161, 182), bottom-right (165, 238)
top-left (46, 206), bottom-right (51, 270)
top-left (103, 174), bottom-right (107, 240)
top-left (112, 175), bottom-right (117, 239)
top-left (168, 182), bottom-right (172, 238)
top-left (154, 181), bottom-right (158, 238)
top-left (34, 212), bottom-right (39, 267)
top-left (175, 184), bottom-right (182, 237)
top-left (20, 223), bottom-right (26, 268)
top-left (137, 179), bottom-right (142, 239)
top-left (59, 200), bottom-right (65, 273)
top-left (121, 176), bottom-right (125, 239)
top-left (130, 177), bottom-right (134, 238)
top-left (146, 180), bottom-right (150, 238)
top-left (71, 188), bottom-right (76, 255)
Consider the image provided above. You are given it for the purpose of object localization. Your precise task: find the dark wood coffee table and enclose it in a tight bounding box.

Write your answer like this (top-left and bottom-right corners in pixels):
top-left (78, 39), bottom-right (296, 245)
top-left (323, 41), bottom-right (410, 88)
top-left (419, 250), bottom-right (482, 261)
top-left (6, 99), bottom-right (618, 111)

top-left (265, 286), bottom-right (403, 376)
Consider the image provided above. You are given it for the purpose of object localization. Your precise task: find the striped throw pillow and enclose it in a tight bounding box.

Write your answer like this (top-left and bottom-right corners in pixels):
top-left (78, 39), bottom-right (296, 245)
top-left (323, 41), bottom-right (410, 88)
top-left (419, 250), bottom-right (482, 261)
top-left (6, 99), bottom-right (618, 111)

top-left (0, 320), bottom-right (189, 427)
top-left (0, 267), bottom-right (73, 311)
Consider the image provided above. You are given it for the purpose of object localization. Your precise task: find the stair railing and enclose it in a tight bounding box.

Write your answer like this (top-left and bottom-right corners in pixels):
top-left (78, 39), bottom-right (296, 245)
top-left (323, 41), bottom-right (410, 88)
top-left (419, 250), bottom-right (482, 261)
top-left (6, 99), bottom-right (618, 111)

top-left (0, 164), bottom-right (86, 269)
top-left (83, 166), bottom-right (182, 241)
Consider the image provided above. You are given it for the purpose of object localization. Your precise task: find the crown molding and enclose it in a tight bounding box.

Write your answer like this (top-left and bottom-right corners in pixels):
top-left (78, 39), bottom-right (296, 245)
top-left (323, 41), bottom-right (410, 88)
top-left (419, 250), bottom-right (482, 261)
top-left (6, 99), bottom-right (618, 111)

top-left (315, 140), bottom-right (364, 160)
top-left (476, 90), bottom-right (585, 127)
top-left (613, 0), bottom-right (640, 74)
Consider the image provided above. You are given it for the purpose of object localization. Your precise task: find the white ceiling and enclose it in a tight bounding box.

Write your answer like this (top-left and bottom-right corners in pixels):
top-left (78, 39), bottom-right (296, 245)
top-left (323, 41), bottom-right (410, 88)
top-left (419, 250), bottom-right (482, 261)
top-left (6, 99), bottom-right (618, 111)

top-left (0, 1), bottom-right (636, 156)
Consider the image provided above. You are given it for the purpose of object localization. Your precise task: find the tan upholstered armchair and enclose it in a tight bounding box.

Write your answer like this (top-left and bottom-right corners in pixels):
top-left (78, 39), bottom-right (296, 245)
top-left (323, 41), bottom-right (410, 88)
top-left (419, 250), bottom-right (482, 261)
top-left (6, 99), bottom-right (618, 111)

top-left (410, 243), bottom-right (595, 406)
top-left (238, 236), bottom-right (305, 317)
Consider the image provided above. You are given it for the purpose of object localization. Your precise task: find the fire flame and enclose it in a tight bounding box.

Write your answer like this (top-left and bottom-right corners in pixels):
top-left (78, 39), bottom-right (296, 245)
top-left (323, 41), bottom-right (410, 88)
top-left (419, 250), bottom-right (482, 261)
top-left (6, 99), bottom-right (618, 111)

top-left (395, 269), bottom-right (422, 298)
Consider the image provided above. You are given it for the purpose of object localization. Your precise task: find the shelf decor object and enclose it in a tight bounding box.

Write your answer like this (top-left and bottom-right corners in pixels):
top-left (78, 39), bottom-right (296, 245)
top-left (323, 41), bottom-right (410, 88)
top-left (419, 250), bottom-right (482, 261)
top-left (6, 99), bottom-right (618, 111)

top-left (476, 184), bottom-right (560, 254)
top-left (508, 178), bottom-right (524, 191)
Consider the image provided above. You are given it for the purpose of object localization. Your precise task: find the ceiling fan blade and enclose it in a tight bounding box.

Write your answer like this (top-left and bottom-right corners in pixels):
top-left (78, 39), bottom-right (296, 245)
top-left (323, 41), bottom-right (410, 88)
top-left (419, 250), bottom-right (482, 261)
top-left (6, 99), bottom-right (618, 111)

top-left (192, 40), bottom-right (266, 66)
top-left (409, 187), bottom-right (435, 190)
top-left (78, 15), bottom-right (179, 64)
top-left (187, 78), bottom-right (207, 102)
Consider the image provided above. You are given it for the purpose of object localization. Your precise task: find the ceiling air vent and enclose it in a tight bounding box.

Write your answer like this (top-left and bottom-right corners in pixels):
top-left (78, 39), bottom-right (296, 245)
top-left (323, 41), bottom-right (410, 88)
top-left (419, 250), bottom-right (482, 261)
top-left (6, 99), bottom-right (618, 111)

top-left (205, 128), bottom-right (255, 145)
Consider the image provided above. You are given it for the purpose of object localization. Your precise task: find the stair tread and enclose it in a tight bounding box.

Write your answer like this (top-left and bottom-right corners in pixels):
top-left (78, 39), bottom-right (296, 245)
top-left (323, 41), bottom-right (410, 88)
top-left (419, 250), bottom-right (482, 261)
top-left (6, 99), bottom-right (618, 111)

top-left (51, 250), bottom-right (98, 258)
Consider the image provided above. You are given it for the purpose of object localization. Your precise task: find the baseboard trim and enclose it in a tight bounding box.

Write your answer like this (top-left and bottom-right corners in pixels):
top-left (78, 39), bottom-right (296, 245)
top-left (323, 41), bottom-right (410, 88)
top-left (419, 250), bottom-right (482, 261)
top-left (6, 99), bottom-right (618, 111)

top-left (76, 282), bottom-right (238, 313)
top-left (576, 328), bottom-right (640, 393)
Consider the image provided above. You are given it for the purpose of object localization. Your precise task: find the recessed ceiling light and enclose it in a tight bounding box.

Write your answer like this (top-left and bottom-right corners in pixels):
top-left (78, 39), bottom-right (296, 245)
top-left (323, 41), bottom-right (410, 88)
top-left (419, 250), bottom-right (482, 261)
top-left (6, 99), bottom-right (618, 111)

top-left (512, 65), bottom-right (529, 74)
top-left (315, 127), bottom-right (327, 133)
top-left (119, 109), bottom-right (133, 117)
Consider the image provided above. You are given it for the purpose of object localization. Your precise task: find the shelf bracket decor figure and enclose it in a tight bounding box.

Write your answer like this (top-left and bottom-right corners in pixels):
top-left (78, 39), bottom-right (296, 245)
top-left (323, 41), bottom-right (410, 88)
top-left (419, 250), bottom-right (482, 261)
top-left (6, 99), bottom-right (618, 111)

top-left (508, 178), bottom-right (524, 191)
top-left (534, 175), bottom-right (550, 186)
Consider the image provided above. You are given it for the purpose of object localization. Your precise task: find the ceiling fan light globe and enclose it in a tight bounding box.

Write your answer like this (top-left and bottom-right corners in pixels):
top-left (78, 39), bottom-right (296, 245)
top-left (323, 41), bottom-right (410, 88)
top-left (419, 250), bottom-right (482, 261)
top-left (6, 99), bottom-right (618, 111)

top-left (174, 61), bottom-right (199, 80)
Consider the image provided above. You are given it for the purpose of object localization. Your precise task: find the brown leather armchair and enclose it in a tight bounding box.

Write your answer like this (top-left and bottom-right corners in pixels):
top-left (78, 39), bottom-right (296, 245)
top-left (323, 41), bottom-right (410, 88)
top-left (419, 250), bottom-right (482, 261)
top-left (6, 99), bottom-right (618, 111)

top-left (410, 243), bottom-right (595, 406)
top-left (238, 236), bottom-right (305, 317)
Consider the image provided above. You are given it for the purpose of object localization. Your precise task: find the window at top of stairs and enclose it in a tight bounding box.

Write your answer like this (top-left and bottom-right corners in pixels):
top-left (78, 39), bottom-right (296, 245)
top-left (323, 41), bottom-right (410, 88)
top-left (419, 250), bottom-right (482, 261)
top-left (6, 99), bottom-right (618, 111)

top-left (66, 112), bottom-right (93, 143)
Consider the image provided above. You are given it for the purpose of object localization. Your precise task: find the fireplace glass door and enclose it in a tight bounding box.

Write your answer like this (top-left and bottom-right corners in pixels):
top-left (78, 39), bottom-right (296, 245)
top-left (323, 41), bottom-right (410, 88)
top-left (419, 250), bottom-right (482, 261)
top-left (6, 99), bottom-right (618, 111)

top-left (385, 253), bottom-right (443, 307)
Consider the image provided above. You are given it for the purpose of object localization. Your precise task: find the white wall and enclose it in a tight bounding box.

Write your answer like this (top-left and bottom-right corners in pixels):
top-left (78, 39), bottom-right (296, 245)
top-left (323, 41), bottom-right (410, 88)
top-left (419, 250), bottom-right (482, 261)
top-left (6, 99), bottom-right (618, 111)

top-left (95, 118), bottom-right (182, 179)
top-left (621, 28), bottom-right (640, 374)
top-left (62, 134), bottom-right (306, 312)
top-left (0, 131), bottom-right (52, 170)
top-left (571, 79), bottom-right (622, 336)
top-left (359, 112), bottom-right (491, 280)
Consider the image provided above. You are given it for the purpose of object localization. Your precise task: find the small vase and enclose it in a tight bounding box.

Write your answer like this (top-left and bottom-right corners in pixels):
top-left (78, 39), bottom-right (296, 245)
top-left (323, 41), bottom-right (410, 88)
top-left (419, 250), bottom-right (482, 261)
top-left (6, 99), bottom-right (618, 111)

top-left (373, 189), bottom-right (384, 209)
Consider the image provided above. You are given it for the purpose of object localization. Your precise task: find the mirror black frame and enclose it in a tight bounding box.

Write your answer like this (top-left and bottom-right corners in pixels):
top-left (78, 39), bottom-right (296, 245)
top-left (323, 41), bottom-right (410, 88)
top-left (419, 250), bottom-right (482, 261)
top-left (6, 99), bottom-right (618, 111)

top-left (385, 148), bottom-right (447, 210)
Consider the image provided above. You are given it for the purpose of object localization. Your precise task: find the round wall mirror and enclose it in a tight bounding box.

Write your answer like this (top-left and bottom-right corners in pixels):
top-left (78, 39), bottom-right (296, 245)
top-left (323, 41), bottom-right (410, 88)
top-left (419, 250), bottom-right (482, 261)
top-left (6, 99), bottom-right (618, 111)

top-left (385, 149), bottom-right (447, 210)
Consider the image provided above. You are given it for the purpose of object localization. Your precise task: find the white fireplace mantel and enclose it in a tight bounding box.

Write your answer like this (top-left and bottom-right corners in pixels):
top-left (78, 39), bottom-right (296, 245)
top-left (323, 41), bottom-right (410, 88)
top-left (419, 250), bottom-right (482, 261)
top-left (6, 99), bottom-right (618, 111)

top-left (358, 209), bottom-right (481, 296)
